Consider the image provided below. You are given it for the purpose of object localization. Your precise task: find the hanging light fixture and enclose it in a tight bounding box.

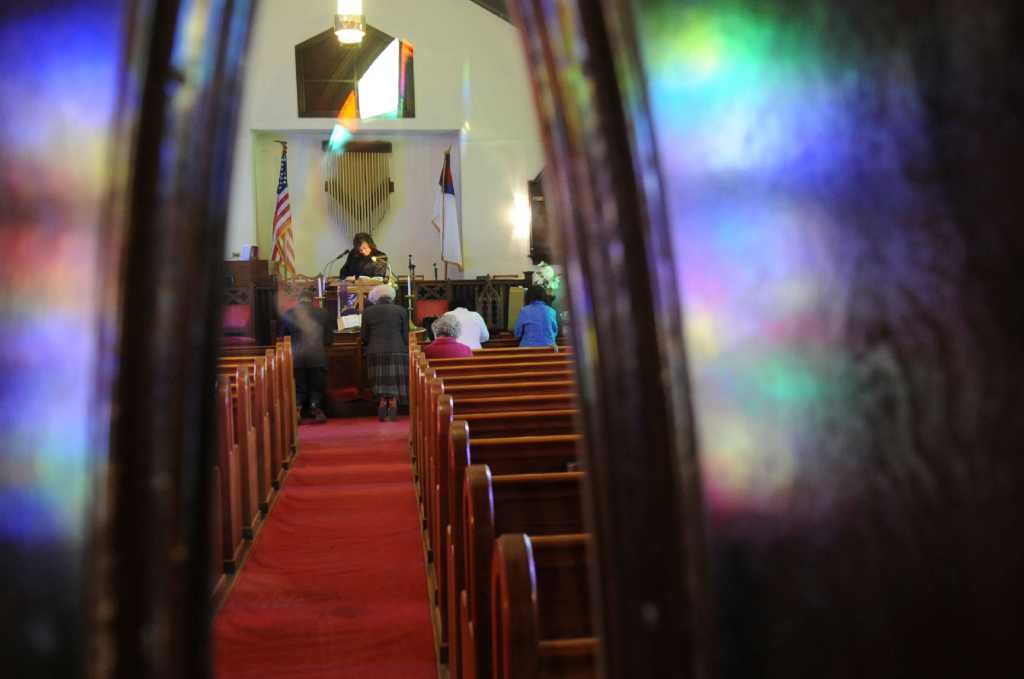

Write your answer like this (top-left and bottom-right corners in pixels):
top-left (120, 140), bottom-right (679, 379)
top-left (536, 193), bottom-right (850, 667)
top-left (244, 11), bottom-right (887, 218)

top-left (335, 0), bottom-right (366, 44)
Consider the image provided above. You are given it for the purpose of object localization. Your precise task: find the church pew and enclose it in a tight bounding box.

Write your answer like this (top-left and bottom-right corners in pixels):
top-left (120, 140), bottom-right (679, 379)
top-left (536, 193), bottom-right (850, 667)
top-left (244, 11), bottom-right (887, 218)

top-left (491, 533), bottom-right (595, 679)
top-left (458, 467), bottom-right (584, 679)
top-left (261, 347), bottom-right (287, 488)
top-left (216, 365), bottom-right (260, 539)
top-left (412, 350), bottom-right (572, 406)
top-left (411, 355), bottom-right (573, 509)
top-left (480, 337), bottom-right (571, 349)
top-left (426, 405), bottom-right (577, 563)
top-left (430, 360), bottom-right (572, 379)
top-left (442, 349), bottom-right (570, 363)
top-left (219, 356), bottom-right (275, 512)
top-left (480, 338), bottom-right (521, 348)
top-left (210, 464), bottom-right (226, 596)
top-left (408, 352), bottom-right (580, 655)
top-left (220, 338), bottom-right (298, 460)
top-left (412, 355), bottom-right (573, 468)
top-left (215, 377), bottom-right (244, 572)
top-left (447, 393), bottom-right (576, 415)
top-left (440, 369), bottom-right (574, 387)
top-left (280, 336), bottom-right (298, 457)
top-left (423, 383), bottom-right (577, 499)
top-left (417, 371), bottom-right (574, 541)
top-left (443, 425), bottom-right (581, 670)
top-left (425, 406), bottom-right (578, 602)
top-left (416, 392), bottom-right (577, 549)
top-left (418, 367), bottom-right (574, 479)
top-left (412, 348), bottom-right (571, 413)
top-left (474, 347), bottom-right (568, 355)
top-left (443, 381), bottom-right (575, 399)
top-left (410, 354), bottom-right (574, 487)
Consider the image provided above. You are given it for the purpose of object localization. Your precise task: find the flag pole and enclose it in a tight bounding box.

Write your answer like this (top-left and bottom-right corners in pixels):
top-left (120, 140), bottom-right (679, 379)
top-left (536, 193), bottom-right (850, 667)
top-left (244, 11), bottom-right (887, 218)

top-left (441, 148), bottom-right (448, 280)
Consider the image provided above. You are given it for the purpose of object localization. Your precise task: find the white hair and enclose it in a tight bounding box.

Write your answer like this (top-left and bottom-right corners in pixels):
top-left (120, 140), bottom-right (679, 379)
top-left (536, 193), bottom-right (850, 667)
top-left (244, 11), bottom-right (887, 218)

top-left (432, 314), bottom-right (462, 338)
top-left (368, 284), bottom-right (396, 305)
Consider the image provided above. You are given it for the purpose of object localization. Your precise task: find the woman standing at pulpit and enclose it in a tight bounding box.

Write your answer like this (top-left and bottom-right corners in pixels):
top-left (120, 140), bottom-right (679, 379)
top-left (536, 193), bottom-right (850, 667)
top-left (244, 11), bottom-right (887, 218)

top-left (360, 284), bottom-right (409, 421)
top-left (339, 232), bottom-right (388, 279)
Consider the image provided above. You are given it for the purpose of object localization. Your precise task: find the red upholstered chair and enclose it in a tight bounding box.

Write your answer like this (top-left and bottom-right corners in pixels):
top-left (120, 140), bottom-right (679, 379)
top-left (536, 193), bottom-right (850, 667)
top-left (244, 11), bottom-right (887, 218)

top-left (414, 299), bottom-right (449, 325)
top-left (222, 304), bottom-right (256, 346)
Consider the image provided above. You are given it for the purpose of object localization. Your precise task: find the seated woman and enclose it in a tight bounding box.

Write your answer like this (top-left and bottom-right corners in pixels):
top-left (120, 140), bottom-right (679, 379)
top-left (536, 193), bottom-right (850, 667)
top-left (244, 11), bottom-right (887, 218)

top-left (360, 284), bottom-right (408, 421)
top-left (514, 284), bottom-right (558, 347)
top-left (424, 314), bottom-right (474, 359)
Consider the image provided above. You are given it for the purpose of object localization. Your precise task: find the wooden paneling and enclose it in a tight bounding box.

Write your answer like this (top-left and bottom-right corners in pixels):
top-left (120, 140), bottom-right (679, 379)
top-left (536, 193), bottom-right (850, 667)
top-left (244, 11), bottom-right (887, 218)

top-left (511, 0), bottom-right (1024, 676)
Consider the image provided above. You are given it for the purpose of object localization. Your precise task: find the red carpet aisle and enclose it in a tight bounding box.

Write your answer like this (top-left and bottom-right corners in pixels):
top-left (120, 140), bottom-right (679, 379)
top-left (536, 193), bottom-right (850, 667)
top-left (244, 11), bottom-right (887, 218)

top-left (213, 418), bottom-right (436, 679)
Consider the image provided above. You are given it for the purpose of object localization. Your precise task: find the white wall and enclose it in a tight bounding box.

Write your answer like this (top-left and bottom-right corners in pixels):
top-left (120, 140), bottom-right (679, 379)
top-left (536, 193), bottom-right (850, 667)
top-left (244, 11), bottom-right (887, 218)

top-left (250, 130), bottom-right (461, 278)
top-left (226, 0), bottom-right (544, 277)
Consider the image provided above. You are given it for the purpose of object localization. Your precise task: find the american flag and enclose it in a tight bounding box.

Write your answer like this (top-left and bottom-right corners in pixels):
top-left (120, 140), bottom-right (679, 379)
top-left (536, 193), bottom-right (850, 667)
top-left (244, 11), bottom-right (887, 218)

top-left (271, 142), bottom-right (295, 276)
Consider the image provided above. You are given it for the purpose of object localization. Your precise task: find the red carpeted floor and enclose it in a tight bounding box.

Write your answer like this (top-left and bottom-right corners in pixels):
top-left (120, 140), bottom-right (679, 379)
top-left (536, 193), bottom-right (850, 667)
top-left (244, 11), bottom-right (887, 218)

top-left (213, 417), bottom-right (436, 679)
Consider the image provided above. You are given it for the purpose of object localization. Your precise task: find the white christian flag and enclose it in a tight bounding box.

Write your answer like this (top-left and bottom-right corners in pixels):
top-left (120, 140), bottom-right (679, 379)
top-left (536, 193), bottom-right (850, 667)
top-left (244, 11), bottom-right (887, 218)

top-left (431, 150), bottom-right (462, 268)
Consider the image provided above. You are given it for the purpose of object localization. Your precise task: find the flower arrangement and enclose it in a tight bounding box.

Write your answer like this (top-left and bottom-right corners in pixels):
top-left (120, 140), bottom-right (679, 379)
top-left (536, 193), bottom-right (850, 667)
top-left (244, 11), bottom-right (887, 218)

top-left (534, 261), bottom-right (562, 298)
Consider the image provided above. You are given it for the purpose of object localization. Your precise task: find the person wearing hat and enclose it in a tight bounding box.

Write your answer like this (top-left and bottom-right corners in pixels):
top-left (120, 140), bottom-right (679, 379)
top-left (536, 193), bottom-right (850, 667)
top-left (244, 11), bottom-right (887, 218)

top-left (280, 288), bottom-right (334, 423)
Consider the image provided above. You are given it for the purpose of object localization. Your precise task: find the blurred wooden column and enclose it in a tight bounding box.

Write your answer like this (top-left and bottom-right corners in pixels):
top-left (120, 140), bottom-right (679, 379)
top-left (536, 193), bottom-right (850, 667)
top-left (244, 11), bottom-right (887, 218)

top-left (508, 1), bottom-right (712, 677)
top-left (89, 1), bottom-right (257, 678)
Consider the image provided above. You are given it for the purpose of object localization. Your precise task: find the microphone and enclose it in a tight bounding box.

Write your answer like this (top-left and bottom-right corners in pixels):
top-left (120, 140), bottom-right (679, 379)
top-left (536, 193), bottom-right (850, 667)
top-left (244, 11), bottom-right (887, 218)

top-left (336, 248), bottom-right (351, 259)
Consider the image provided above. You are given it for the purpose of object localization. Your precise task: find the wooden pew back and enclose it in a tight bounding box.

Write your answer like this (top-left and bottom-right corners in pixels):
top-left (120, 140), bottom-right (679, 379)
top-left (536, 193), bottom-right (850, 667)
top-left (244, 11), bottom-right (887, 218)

top-left (460, 466), bottom-right (585, 679)
top-left (427, 408), bottom-right (579, 641)
top-left (445, 426), bottom-right (581, 676)
top-left (216, 365), bottom-right (259, 537)
top-left (219, 356), bottom-right (273, 511)
top-left (215, 375), bottom-right (243, 571)
top-left (491, 533), bottom-right (594, 679)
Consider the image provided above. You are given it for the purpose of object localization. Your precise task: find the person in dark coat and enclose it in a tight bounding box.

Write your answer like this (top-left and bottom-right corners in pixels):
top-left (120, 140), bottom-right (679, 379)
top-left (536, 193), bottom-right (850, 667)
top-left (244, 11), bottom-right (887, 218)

top-left (360, 284), bottom-right (409, 421)
top-left (339, 232), bottom-right (388, 279)
top-left (280, 288), bottom-right (334, 423)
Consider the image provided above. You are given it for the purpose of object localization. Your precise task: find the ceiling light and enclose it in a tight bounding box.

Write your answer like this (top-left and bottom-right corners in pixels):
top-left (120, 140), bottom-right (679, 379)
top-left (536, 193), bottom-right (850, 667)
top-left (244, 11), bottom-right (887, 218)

top-left (335, 0), bottom-right (365, 44)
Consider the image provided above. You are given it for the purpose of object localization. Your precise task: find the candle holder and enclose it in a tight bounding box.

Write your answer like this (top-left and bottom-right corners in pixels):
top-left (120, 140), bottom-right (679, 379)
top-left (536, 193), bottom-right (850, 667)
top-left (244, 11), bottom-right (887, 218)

top-left (407, 256), bottom-right (418, 330)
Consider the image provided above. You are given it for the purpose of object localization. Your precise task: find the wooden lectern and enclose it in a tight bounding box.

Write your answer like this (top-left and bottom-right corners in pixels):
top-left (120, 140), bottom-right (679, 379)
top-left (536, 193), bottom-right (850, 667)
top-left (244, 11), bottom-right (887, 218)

top-left (340, 277), bottom-right (385, 314)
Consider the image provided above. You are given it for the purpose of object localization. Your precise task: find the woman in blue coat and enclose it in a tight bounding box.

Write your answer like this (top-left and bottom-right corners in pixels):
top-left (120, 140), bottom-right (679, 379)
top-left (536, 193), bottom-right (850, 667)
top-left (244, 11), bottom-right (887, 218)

top-left (514, 284), bottom-right (558, 347)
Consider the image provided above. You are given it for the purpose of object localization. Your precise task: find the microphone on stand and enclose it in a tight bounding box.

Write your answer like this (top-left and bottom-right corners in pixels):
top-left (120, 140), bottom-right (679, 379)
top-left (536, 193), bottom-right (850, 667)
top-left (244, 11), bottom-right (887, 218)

top-left (321, 249), bottom-right (351, 278)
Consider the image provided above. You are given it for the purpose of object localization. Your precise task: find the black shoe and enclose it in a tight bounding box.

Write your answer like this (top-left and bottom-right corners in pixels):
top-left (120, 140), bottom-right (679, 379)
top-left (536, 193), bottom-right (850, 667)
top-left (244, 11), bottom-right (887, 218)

top-left (387, 399), bottom-right (398, 421)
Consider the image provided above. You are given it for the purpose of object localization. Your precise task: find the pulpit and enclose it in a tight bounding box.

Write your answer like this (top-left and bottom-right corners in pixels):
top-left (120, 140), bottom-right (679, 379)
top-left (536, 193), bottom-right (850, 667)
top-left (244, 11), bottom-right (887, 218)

top-left (341, 277), bottom-right (385, 314)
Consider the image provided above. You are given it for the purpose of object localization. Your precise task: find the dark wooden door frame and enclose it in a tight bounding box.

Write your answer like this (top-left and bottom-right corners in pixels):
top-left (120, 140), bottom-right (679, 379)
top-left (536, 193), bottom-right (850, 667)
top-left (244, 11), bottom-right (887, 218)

top-left (508, 2), bottom-right (714, 677)
top-left (88, 1), bottom-right (257, 676)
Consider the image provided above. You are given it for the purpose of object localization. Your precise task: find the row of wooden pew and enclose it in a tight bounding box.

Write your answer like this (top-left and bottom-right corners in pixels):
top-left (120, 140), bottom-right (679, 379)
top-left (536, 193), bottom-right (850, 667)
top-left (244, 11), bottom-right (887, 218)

top-left (211, 338), bottom-right (300, 598)
top-left (480, 333), bottom-right (570, 349)
top-left (409, 340), bottom-right (596, 678)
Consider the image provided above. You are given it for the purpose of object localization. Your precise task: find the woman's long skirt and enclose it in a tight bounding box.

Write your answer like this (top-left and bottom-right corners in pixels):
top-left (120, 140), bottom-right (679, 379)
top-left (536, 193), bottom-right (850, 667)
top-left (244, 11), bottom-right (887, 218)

top-left (365, 352), bottom-right (409, 404)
